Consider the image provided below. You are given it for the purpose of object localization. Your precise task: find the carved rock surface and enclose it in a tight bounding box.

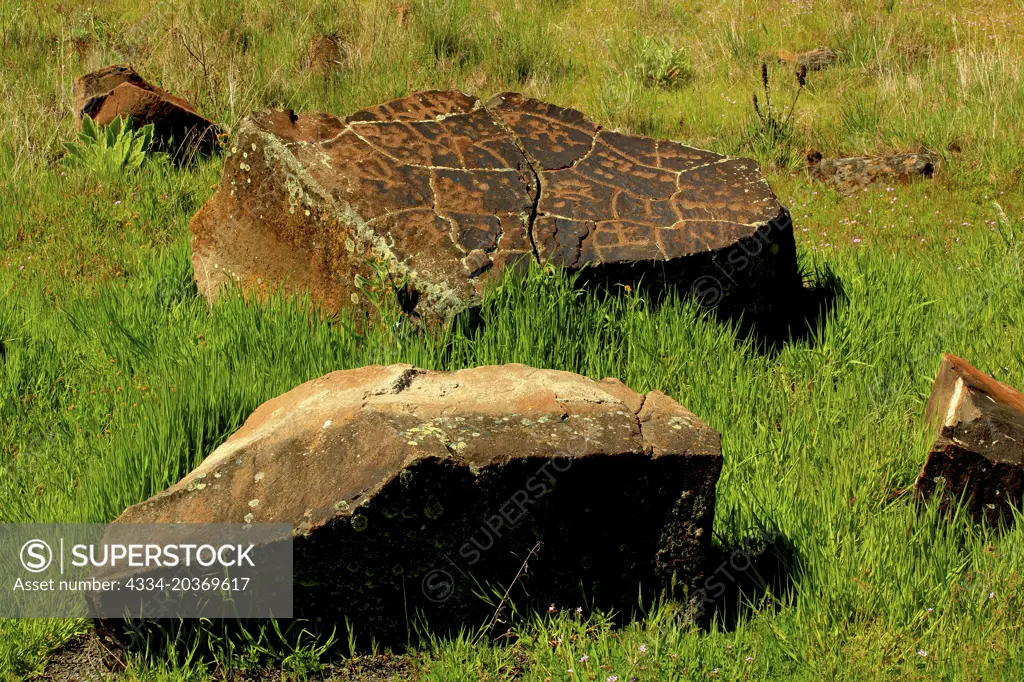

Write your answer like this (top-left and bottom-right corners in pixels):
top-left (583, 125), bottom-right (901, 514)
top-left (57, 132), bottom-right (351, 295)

top-left (191, 91), bottom-right (798, 320)
top-left (112, 363), bottom-right (722, 642)
top-left (915, 353), bottom-right (1024, 525)
top-left (74, 65), bottom-right (220, 157)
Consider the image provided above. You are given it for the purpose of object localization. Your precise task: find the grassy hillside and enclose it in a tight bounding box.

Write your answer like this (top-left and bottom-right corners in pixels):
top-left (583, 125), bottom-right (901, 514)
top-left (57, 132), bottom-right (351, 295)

top-left (1, 0), bottom-right (1023, 679)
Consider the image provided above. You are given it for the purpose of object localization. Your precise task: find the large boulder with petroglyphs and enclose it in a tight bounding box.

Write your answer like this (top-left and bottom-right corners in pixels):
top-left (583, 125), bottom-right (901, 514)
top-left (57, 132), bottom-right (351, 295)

top-left (110, 363), bottom-right (722, 643)
top-left (189, 91), bottom-right (798, 320)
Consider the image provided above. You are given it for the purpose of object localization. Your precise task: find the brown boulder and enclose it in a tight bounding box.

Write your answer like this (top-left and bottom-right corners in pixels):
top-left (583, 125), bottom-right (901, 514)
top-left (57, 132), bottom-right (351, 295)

top-left (807, 150), bottom-right (939, 193)
top-left (915, 354), bottom-right (1024, 525)
top-left (111, 363), bottom-right (722, 642)
top-left (776, 47), bottom-right (837, 71)
top-left (190, 91), bottom-right (798, 321)
top-left (73, 65), bottom-right (220, 158)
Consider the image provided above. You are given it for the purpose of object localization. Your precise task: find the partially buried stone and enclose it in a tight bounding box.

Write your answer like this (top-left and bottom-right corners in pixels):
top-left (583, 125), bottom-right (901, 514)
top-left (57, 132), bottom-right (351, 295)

top-left (775, 47), bottom-right (837, 71)
top-left (73, 65), bottom-right (220, 158)
top-left (914, 353), bottom-right (1024, 526)
top-left (807, 150), bottom-right (939, 193)
top-left (101, 363), bottom-right (723, 645)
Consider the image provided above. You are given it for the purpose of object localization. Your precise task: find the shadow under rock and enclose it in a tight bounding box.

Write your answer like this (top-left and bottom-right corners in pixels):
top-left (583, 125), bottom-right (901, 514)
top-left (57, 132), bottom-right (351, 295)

top-left (712, 261), bottom-right (847, 354)
top-left (695, 527), bottom-right (801, 632)
top-left (567, 257), bottom-right (845, 355)
top-left (441, 263), bottom-right (846, 366)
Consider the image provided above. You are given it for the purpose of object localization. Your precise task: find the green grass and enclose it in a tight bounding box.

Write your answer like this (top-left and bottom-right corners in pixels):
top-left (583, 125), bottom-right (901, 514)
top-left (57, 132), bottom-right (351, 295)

top-left (2, 0), bottom-right (1024, 679)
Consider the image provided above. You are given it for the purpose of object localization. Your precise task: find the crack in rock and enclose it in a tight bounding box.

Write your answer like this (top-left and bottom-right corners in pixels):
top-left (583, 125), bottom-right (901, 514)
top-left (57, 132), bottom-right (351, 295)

top-left (190, 90), bottom-right (800, 321)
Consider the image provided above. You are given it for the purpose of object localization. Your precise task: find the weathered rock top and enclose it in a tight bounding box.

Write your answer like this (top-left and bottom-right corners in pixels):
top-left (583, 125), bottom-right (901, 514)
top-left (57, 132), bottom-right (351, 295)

top-left (925, 353), bottom-right (1024, 423)
top-left (108, 363), bottom-right (723, 643)
top-left (116, 363), bottom-right (721, 531)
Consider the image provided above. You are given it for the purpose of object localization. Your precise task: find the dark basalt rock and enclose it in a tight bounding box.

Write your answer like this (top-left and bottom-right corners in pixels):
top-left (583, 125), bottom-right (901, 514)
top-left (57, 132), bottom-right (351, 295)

top-left (101, 364), bottom-right (722, 647)
top-left (915, 353), bottom-right (1024, 526)
top-left (191, 91), bottom-right (799, 321)
top-left (487, 93), bottom-right (791, 269)
top-left (74, 65), bottom-right (220, 158)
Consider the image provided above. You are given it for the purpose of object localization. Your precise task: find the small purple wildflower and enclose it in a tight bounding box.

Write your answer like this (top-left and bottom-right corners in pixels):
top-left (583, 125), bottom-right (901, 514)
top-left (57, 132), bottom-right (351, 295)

top-left (917, 649), bottom-right (927, 657)
top-left (579, 655), bottom-right (588, 663)
top-left (639, 644), bottom-right (646, 654)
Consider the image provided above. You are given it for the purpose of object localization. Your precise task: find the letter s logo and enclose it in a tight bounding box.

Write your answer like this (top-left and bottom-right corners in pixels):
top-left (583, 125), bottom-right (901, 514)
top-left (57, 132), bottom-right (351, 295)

top-left (21, 539), bottom-right (53, 573)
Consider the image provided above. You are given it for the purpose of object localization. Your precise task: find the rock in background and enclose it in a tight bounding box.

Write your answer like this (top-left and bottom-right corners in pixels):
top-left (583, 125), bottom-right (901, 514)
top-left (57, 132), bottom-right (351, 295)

top-left (775, 47), bottom-right (837, 72)
top-left (807, 150), bottom-right (939, 193)
top-left (915, 353), bottom-right (1024, 526)
top-left (74, 65), bottom-right (220, 158)
top-left (190, 91), bottom-right (799, 322)
top-left (109, 364), bottom-right (722, 644)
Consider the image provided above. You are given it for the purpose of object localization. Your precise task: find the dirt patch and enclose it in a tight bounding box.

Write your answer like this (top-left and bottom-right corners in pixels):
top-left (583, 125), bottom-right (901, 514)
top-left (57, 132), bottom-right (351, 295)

top-left (38, 633), bottom-right (114, 681)
top-left (40, 632), bottom-right (419, 681)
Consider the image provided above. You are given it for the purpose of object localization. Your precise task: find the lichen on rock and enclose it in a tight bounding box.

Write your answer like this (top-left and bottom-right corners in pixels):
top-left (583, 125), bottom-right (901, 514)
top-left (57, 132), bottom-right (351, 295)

top-left (190, 91), bottom-right (799, 321)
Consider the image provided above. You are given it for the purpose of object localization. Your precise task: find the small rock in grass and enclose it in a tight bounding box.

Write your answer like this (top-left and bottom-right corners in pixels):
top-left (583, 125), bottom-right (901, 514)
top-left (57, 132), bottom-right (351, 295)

top-left (775, 47), bottom-right (837, 71)
top-left (807, 150), bottom-right (939, 193)
top-left (915, 353), bottom-right (1024, 526)
top-left (73, 65), bottom-right (221, 159)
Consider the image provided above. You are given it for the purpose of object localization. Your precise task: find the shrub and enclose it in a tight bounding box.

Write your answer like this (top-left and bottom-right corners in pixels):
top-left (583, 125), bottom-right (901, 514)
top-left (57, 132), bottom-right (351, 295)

top-left (741, 62), bottom-right (807, 170)
top-left (62, 114), bottom-right (155, 176)
top-left (609, 33), bottom-right (693, 90)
